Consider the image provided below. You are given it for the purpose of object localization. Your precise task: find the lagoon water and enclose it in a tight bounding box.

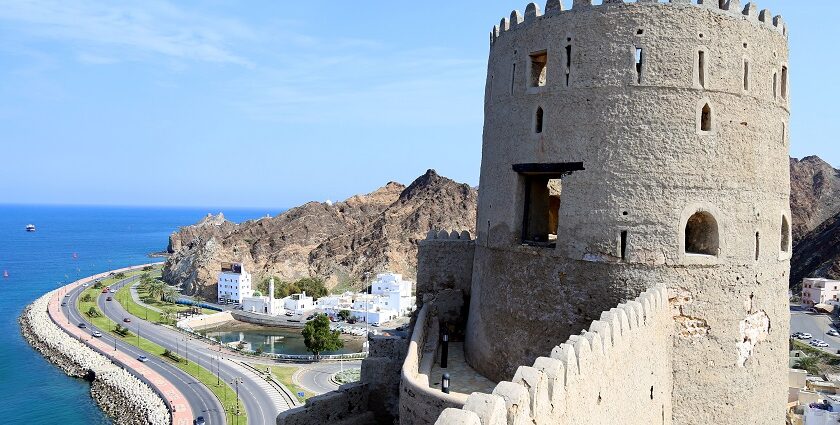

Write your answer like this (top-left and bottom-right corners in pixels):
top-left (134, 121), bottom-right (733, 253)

top-left (0, 205), bottom-right (275, 424)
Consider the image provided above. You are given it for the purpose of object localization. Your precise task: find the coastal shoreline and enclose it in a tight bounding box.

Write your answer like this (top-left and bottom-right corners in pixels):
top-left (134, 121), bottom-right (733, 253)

top-left (18, 264), bottom-right (178, 425)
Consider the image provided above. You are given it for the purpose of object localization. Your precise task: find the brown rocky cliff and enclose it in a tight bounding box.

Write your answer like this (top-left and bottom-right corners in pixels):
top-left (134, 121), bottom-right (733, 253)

top-left (790, 156), bottom-right (840, 243)
top-left (162, 170), bottom-right (477, 298)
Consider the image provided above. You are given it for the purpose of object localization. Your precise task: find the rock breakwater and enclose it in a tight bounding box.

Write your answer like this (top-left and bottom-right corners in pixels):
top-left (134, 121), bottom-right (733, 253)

top-left (19, 291), bottom-right (170, 425)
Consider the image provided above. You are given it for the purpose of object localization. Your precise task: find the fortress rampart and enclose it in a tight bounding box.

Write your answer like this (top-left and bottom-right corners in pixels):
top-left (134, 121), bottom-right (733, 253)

top-left (434, 285), bottom-right (672, 425)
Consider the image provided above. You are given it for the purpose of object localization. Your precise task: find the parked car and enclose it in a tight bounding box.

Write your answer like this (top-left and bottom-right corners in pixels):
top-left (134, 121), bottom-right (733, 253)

top-left (799, 333), bottom-right (812, 339)
top-left (78, 323), bottom-right (87, 328)
top-left (61, 302), bottom-right (67, 307)
top-left (828, 330), bottom-right (839, 337)
top-left (137, 355), bottom-right (149, 362)
top-left (123, 317), bottom-right (131, 323)
top-left (285, 312), bottom-right (294, 317)
top-left (106, 297), bottom-right (112, 301)
top-left (306, 315), bottom-right (315, 321)
top-left (82, 283), bottom-right (89, 287)
top-left (194, 416), bottom-right (206, 425)
top-left (64, 294), bottom-right (70, 298)
top-left (92, 331), bottom-right (102, 338)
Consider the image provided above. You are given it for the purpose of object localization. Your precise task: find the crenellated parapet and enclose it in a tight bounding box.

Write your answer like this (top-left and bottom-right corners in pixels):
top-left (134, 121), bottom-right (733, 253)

top-left (425, 229), bottom-right (472, 241)
top-left (435, 285), bottom-right (673, 425)
top-left (491, 0), bottom-right (786, 46)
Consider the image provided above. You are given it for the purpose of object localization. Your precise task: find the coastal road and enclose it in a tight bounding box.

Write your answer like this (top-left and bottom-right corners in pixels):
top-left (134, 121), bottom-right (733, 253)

top-left (292, 361), bottom-right (360, 394)
top-left (791, 304), bottom-right (840, 354)
top-left (101, 278), bottom-right (291, 425)
top-left (62, 279), bottom-right (225, 425)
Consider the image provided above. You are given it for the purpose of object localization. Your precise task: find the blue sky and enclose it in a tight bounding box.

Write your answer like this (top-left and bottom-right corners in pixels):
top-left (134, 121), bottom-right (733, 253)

top-left (0, 0), bottom-right (832, 208)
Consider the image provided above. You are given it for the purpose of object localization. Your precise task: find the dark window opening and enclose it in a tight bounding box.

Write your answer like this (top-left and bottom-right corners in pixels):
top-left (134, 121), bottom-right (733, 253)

top-left (530, 51), bottom-right (547, 88)
top-left (535, 107), bottom-right (544, 134)
top-left (755, 232), bottom-right (760, 261)
top-left (773, 72), bottom-right (778, 98)
top-left (781, 216), bottom-right (790, 253)
top-left (685, 211), bottom-right (719, 256)
top-left (743, 60), bottom-right (750, 91)
top-left (698, 51), bottom-right (706, 88)
top-left (635, 48), bottom-right (644, 84)
top-left (510, 63), bottom-right (517, 95)
top-left (781, 66), bottom-right (788, 99)
top-left (565, 45), bottom-right (572, 86)
top-left (701, 103), bottom-right (712, 132)
top-left (515, 163), bottom-right (584, 248)
top-left (621, 231), bottom-right (628, 261)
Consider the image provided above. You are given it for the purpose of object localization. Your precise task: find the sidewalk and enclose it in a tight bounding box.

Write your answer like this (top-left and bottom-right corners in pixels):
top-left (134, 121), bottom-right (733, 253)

top-left (51, 267), bottom-right (194, 425)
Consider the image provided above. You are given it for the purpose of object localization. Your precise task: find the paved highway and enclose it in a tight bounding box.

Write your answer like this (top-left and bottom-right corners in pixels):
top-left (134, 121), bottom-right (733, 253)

top-left (62, 277), bottom-right (224, 425)
top-left (101, 278), bottom-right (289, 425)
top-left (790, 304), bottom-right (840, 354)
top-left (292, 361), bottom-right (359, 394)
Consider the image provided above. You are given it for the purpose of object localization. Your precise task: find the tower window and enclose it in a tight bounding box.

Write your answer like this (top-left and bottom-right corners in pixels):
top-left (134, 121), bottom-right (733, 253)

top-left (685, 211), bottom-right (719, 256)
top-left (781, 66), bottom-right (788, 99)
top-left (700, 103), bottom-right (713, 132)
top-left (535, 107), bottom-right (544, 134)
top-left (781, 215), bottom-right (790, 253)
top-left (565, 44), bottom-right (572, 86)
top-left (514, 162), bottom-right (584, 248)
top-left (773, 72), bottom-right (778, 98)
top-left (529, 51), bottom-right (547, 88)
top-left (697, 50), bottom-right (706, 88)
top-left (743, 60), bottom-right (750, 91)
top-left (755, 232), bottom-right (760, 261)
top-left (620, 231), bottom-right (628, 261)
top-left (635, 48), bottom-right (644, 84)
top-left (510, 63), bottom-right (517, 95)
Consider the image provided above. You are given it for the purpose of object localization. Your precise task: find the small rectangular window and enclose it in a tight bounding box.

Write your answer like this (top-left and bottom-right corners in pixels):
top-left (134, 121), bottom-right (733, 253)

top-left (529, 51), bottom-right (547, 88)
top-left (635, 48), bottom-right (644, 84)
top-left (620, 231), bottom-right (628, 261)
top-left (773, 72), bottom-right (778, 98)
top-left (698, 50), bottom-right (706, 88)
top-left (565, 45), bottom-right (572, 86)
top-left (743, 60), bottom-right (750, 91)
top-left (511, 63), bottom-right (517, 95)
top-left (781, 66), bottom-right (788, 99)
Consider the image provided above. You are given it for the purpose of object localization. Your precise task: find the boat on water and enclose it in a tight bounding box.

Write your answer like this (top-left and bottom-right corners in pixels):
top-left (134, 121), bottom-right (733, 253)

top-left (25, 224), bottom-right (35, 232)
top-left (2, 270), bottom-right (8, 278)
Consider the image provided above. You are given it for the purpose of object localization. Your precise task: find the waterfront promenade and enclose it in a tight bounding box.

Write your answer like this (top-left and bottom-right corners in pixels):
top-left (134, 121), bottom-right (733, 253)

top-left (50, 264), bottom-right (195, 425)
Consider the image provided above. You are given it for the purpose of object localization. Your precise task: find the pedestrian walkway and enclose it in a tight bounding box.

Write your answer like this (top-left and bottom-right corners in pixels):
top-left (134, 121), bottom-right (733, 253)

top-left (130, 283), bottom-right (163, 313)
top-left (428, 342), bottom-right (496, 395)
top-left (50, 270), bottom-right (194, 425)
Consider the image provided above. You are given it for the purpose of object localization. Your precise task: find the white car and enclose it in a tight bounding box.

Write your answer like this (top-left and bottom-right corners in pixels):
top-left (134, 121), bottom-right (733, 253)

top-left (137, 355), bottom-right (149, 362)
top-left (827, 330), bottom-right (839, 337)
top-left (799, 333), bottom-right (813, 339)
top-left (92, 331), bottom-right (102, 338)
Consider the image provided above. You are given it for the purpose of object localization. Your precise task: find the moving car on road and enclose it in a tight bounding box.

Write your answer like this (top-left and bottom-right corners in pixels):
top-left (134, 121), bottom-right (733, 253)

top-left (137, 355), bottom-right (149, 362)
top-left (78, 323), bottom-right (87, 328)
top-left (194, 416), bottom-right (206, 425)
top-left (92, 331), bottom-right (102, 338)
top-left (106, 297), bottom-right (112, 301)
top-left (123, 317), bottom-right (131, 323)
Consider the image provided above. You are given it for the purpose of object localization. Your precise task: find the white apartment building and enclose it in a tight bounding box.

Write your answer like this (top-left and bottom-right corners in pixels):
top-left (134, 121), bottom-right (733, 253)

top-left (370, 273), bottom-right (415, 316)
top-left (217, 262), bottom-right (253, 303)
top-left (801, 278), bottom-right (840, 307)
top-left (241, 278), bottom-right (283, 315)
top-left (283, 292), bottom-right (314, 313)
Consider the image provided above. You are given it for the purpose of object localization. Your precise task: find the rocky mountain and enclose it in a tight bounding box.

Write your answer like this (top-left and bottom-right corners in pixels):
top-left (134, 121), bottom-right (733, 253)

top-left (162, 170), bottom-right (477, 298)
top-left (790, 156), bottom-right (840, 243)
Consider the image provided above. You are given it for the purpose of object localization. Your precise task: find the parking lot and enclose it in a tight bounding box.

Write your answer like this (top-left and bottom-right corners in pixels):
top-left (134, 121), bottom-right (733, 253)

top-left (790, 304), bottom-right (840, 354)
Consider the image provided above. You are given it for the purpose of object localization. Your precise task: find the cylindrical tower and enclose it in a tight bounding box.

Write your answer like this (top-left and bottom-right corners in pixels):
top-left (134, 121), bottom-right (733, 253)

top-left (466, 1), bottom-right (790, 423)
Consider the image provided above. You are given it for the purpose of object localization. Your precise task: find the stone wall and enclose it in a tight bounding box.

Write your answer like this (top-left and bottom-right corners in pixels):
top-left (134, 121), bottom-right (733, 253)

top-left (435, 285), bottom-right (673, 425)
top-left (20, 291), bottom-right (170, 425)
top-left (276, 382), bottom-right (376, 425)
top-left (416, 230), bottom-right (475, 306)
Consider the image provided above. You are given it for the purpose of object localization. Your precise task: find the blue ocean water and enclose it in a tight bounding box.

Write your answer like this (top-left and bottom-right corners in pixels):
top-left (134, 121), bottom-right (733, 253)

top-left (0, 205), bottom-right (276, 424)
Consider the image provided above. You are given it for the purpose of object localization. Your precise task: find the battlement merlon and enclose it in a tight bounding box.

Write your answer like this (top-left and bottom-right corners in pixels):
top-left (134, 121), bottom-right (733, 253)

top-left (490, 0), bottom-right (787, 46)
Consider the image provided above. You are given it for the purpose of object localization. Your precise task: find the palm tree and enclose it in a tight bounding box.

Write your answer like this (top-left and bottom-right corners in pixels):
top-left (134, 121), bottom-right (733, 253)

top-left (163, 287), bottom-right (179, 303)
top-left (148, 281), bottom-right (165, 301)
top-left (794, 356), bottom-right (820, 375)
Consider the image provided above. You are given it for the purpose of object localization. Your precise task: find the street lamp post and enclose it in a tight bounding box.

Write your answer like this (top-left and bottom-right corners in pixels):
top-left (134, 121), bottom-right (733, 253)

top-left (232, 377), bottom-right (243, 425)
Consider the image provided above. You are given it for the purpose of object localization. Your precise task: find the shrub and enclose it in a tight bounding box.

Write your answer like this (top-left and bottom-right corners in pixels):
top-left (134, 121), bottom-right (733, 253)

top-left (86, 307), bottom-right (100, 318)
top-left (81, 293), bottom-right (93, 303)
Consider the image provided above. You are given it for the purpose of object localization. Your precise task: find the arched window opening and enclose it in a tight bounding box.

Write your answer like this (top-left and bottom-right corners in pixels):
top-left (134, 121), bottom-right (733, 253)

top-left (685, 211), bottom-right (719, 256)
top-left (781, 216), bottom-right (790, 253)
top-left (700, 103), bottom-right (712, 132)
top-left (535, 107), bottom-right (544, 134)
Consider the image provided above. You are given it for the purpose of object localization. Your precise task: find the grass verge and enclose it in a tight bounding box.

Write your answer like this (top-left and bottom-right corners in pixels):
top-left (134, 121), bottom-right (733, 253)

top-left (74, 272), bottom-right (247, 423)
top-left (256, 364), bottom-right (313, 402)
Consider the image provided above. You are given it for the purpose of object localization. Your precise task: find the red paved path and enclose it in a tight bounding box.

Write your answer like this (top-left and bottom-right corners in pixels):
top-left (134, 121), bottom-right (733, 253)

top-left (48, 264), bottom-right (194, 425)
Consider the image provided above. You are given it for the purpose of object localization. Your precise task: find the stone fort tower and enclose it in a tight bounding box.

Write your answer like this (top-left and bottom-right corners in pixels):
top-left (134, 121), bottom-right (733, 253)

top-left (464, 0), bottom-right (790, 423)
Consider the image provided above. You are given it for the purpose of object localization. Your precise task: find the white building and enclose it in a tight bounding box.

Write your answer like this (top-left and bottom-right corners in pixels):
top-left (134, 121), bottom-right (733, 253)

top-left (283, 292), bottom-right (314, 313)
top-left (802, 278), bottom-right (840, 307)
top-left (217, 262), bottom-right (253, 303)
top-left (370, 273), bottom-right (415, 316)
top-left (241, 278), bottom-right (283, 315)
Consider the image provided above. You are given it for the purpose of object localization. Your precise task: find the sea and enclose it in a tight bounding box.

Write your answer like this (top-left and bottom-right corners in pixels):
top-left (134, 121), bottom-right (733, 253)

top-left (0, 205), bottom-right (277, 425)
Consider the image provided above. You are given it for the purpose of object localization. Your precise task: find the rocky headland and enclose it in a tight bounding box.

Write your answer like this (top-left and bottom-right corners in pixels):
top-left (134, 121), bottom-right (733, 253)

top-left (163, 170), bottom-right (477, 298)
top-left (163, 158), bottom-right (840, 295)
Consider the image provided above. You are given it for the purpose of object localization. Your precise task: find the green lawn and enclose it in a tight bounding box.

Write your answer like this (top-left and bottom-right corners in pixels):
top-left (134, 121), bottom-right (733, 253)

top-left (74, 272), bottom-right (247, 423)
top-left (258, 364), bottom-right (314, 402)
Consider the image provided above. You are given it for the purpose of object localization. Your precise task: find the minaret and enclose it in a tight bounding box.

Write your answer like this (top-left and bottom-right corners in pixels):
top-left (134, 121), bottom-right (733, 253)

top-left (269, 278), bottom-right (275, 301)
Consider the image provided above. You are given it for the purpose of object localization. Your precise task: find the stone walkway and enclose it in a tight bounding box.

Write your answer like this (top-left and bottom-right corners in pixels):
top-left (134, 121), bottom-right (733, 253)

top-left (429, 342), bottom-right (497, 395)
top-left (130, 283), bottom-right (163, 313)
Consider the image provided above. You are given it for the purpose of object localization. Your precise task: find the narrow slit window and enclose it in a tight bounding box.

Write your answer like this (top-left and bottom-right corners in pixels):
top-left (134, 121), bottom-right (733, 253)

top-left (755, 232), bottom-right (760, 261)
top-left (565, 45), bottom-right (572, 86)
top-left (535, 107), bottom-right (544, 134)
top-left (781, 66), bottom-right (788, 99)
top-left (782, 123), bottom-right (786, 145)
top-left (773, 72), bottom-right (778, 98)
top-left (529, 51), bottom-right (548, 88)
top-left (620, 231), bottom-right (628, 261)
top-left (700, 103), bottom-right (712, 132)
top-left (743, 60), bottom-right (750, 91)
top-left (685, 211), bottom-right (719, 256)
top-left (698, 50), bottom-right (706, 88)
top-left (635, 48), bottom-right (644, 84)
top-left (511, 63), bottom-right (517, 95)
top-left (781, 216), bottom-right (790, 253)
